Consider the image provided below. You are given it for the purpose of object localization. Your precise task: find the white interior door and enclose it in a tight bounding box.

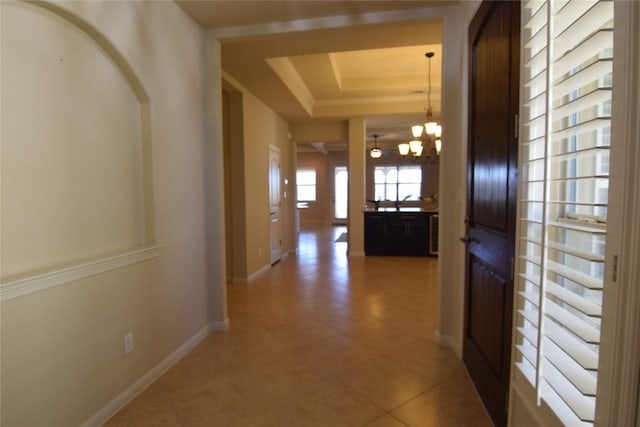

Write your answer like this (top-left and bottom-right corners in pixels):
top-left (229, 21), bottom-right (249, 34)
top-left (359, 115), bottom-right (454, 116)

top-left (333, 166), bottom-right (348, 223)
top-left (269, 146), bottom-right (282, 264)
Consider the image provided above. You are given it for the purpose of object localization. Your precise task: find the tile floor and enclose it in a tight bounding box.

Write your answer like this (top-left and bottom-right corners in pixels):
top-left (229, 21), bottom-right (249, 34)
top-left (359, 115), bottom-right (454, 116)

top-left (105, 224), bottom-right (492, 426)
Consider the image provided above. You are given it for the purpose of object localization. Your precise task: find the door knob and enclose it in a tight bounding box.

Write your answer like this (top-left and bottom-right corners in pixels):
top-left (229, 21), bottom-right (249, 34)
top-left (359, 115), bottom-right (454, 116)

top-left (460, 236), bottom-right (480, 244)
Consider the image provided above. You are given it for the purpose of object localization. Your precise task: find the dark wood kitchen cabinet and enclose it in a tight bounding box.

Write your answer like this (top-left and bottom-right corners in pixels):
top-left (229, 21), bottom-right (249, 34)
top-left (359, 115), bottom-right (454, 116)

top-left (364, 210), bottom-right (437, 256)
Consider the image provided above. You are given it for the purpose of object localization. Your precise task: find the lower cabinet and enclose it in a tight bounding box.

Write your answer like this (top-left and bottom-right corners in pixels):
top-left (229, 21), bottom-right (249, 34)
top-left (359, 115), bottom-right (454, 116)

top-left (364, 211), bottom-right (436, 256)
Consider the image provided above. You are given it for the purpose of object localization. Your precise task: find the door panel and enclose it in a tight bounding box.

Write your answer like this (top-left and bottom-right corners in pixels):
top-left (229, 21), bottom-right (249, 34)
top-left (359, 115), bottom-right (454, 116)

top-left (468, 256), bottom-right (506, 375)
top-left (269, 146), bottom-right (281, 264)
top-left (464, 2), bottom-right (519, 427)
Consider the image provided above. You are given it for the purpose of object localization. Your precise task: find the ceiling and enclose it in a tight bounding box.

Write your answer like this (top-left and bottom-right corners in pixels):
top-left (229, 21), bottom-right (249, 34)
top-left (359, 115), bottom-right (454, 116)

top-left (176, 1), bottom-right (454, 149)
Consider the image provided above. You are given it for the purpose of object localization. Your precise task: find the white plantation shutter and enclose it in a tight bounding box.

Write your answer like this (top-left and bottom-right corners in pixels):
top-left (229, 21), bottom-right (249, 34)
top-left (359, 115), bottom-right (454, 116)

top-left (516, 0), bottom-right (613, 425)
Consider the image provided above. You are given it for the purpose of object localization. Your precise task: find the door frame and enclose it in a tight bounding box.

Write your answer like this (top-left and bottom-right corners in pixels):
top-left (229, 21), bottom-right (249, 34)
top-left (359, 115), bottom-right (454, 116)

top-left (331, 164), bottom-right (348, 224)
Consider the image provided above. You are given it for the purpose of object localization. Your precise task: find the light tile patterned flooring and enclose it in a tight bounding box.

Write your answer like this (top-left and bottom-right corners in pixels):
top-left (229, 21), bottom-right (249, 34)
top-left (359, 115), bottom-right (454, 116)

top-left (106, 224), bottom-right (492, 426)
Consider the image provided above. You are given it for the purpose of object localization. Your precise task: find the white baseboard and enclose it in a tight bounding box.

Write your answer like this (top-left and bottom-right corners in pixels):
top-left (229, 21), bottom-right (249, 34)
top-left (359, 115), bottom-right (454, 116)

top-left (209, 318), bottom-right (229, 332)
top-left (81, 324), bottom-right (211, 427)
top-left (435, 330), bottom-right (456, 348)
top-left (246, 264), bottom-right (270, 282)
top-left (229, 264), bottom-right (270, 284)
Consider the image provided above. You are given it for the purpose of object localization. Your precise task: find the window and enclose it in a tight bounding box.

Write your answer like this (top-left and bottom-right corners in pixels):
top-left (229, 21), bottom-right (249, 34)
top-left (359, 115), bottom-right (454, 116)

top-left (515, 1), bottom-right (613, 425)
top-left (296, 169), bottom-right (317, 202)
top-left (374, 165), bottom-right (421, 201)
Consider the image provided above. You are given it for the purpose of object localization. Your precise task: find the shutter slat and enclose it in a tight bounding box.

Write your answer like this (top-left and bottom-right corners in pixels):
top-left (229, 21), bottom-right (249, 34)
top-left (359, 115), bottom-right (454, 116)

top-left (553, 29), bottom-right (613, 78)
top-left (549, 146), bottom-right (609, 161)
top-left (519, 273), bottom-right (542, 288)
top-left (550, 117), bottom-right (610, 140)
top-left (546, 260), bottom-right (604, 289)
top-left (518, 326), bottom-right (539, 346)
top-left (545, 319), bottom-right (600, 371)
top-left (553, 59), bottom-right (612, 100)
top-left (524, 1), bottom-right (548, 33)
top-left (525, 68), bottom-right (547, 89)
top-left (517, 360), bottom-right (538, 386)
top-left (519, 290), bottom-right (541, 307)
top-left (547, 200), bottom-right (607, 207)
top-left (526, 47), bottom-right (548, 76)
top-left (553, 1), bottom-right (613, 60)
top-left (519, 309), bottom-right (540, 327)
top-left (546, 241), bottom-right (605, 262)
top-left (542, 362), bottom-right (596, 421)
top-left (519, 217), bottom-right (543, 224)
top-left (541, 381), bottom-right (593, 426)
top-left (517, 343), bottom-right (539, 366)
top-left (547, 220), bottom-right (606, 235)
top-left (545, 301), bottom-right (600, 344)
top-left (552, 88), bottom-right (611, 120)
top-left (520, 236), bottom-right (543, 246)
top-left (543, 338), bottom-right (598, 395)
top-left (519, 254), bottom-right (541, 267)
top-left (546, 280), bottom-right (602, 317)
top-left (525, 24), bottom-right (548, 57)
top-left (525, 0), bottom-right (546, 18)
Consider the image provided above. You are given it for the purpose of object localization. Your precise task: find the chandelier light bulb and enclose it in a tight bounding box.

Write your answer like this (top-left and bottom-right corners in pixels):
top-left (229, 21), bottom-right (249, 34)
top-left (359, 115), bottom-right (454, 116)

top-left (411, 125), bottom-right (424, 138)
top-left (409, 139), bottom-right (423, 153)
top-left (425, 121), bottom-right (438, 135)
top-left (398, 142), bottom-right (410, 156)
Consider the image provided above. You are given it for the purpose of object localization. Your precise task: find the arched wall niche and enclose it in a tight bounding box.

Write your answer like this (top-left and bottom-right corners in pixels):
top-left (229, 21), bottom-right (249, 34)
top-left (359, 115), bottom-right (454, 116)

top-left (1, 1), bottom-right (157, 298)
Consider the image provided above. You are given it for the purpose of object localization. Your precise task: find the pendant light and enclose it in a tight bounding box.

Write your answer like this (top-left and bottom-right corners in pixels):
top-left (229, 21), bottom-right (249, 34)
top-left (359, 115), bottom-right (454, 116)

top-left (370, 134), bottom-right (382, 158)
top-left (424, 52), bottom-right (438, 135)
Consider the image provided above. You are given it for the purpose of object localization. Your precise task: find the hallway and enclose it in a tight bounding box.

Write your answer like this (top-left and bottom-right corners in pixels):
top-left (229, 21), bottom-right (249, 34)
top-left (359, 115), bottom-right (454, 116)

top-left (106, 224), bottom-right (491, 426)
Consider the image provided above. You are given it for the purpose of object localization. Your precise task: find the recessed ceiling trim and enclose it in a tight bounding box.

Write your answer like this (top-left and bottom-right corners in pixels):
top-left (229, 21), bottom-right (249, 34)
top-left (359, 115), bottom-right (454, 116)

top-left (206, 7), bottom-right (448, 40)
top-left (309, 142), bottom-right (328, 154)
top-left (327, 53), bottom-right (343, 91)
top-left (315, 94), bottom-right (441, 107)
top-left (313, 99), bottom-right (436, 119)
top-left (265, 57), bottom-right (315, 115)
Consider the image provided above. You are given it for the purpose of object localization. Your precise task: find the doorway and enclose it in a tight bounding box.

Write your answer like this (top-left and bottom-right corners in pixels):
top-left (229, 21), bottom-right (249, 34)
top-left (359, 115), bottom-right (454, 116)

top-left (333, 165), bottom-right (348, 224)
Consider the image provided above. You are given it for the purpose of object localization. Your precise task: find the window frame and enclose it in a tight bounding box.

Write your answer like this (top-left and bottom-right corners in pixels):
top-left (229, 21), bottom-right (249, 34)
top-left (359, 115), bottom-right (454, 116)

top-left (296, 168), bottom-right (318, 202)
top-left (373, 164), bottom-right (422, 202)
top-left (510, 1), bottom-right (640, 426)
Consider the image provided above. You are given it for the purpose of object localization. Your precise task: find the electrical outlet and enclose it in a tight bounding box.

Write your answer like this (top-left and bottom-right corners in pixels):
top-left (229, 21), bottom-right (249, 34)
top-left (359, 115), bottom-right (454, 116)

top-left (258, 247), bottom-right (262, 257)
top-left (124, 332), bottom-right (134, 354)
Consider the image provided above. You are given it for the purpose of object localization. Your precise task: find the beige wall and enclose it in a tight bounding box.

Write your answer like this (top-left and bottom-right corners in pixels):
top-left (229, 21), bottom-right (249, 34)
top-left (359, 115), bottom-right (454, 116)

top-left (290, 121), bottom-right (348, 144)
top-left (1, 1), bottom-right (218, 426)
top-left (435, 0), bottom-right (481, 356)
top-left (222, 87), bottom-right (248, 281)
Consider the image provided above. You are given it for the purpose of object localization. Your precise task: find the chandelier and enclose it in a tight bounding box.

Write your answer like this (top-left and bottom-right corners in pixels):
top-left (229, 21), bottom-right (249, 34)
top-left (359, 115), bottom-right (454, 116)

top-left (399, 51), bottom-right (442, 157)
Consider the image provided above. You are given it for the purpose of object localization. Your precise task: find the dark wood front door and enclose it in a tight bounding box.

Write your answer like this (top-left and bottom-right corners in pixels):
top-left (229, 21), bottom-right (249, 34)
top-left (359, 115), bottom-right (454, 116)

top-left (464, 2), bottom-right (519, 426)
